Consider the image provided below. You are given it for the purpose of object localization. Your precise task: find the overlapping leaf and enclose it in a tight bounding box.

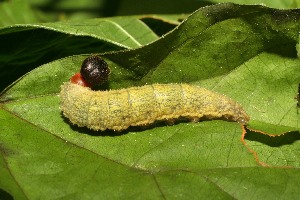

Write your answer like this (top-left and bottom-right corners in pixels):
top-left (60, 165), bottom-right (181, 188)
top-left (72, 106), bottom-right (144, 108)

top-left (1, 3), bottom-right (300, 199)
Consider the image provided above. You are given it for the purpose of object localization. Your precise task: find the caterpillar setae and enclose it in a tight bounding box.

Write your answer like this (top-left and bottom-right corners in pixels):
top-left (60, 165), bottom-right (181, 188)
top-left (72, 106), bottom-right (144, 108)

top-left (60, 82), bottom-right (250, 131)
top-left (60, 56), bottom-right (249, 131)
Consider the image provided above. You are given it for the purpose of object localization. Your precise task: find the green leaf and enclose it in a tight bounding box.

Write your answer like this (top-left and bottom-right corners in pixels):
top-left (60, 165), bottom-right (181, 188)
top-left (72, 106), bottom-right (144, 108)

top-left (0, 0), bottom-right (41, 26)
top-left (297, 34), bottom-right (300, 57)
top-left (244, 130), bottom-right (300, 167)
top-left (1, 3), bottom-right (300, 199)
top-left (211, 0), bottom-right (300, 9)
top-left (0, 16), bottom-right (159, 91)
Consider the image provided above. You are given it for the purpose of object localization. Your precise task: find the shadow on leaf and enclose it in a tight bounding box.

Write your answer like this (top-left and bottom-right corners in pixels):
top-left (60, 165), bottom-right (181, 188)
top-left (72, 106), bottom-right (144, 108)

top-left (245, 130), bottom-right (300, 147)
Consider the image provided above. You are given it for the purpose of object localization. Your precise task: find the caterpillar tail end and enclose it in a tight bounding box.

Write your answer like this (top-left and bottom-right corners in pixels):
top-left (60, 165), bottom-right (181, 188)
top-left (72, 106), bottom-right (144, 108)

top-left (235, 110), bottom-right (250, 125)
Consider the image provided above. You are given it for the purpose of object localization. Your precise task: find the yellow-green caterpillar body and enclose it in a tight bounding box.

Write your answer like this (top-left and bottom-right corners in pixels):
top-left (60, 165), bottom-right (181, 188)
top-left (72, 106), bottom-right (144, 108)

top-left (60, 82), bottom-right (249, 131)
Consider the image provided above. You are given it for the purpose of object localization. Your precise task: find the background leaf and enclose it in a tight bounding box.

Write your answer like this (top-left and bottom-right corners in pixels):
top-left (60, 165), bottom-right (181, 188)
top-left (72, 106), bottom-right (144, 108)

top-left (0, 16), bottom-right (160, 92)
top-left (0, 0), bottom-right (42, 26)
top-left (1, 2), bottom-right (300, 199)
top-left (211, 0), bottom-right (300, 9)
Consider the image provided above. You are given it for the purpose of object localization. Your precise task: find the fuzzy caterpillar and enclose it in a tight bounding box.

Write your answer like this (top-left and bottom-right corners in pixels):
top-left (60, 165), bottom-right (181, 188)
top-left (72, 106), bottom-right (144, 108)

top-left (60, 82), bottom-right (249, 131)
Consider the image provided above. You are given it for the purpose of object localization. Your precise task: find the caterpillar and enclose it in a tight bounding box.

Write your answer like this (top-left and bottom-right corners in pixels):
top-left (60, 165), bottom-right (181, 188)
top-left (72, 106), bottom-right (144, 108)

top-left (60, 82), bottom-right (250, 131)
top-left (60, 56), bottom-right (249, 131)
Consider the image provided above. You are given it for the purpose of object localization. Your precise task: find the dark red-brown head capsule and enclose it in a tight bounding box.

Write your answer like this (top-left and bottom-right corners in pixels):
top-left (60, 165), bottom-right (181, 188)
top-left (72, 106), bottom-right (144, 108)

top-left (80, 56), bottom-right (110, 87)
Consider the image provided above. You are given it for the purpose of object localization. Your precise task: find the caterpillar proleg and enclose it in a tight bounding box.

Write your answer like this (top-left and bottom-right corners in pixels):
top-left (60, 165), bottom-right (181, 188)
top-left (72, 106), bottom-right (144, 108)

top-left (60, 82), bottom-right (250, 131)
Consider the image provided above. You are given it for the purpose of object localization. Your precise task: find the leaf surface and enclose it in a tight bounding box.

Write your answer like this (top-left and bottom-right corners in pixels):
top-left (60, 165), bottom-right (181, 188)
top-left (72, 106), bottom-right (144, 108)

top-left (1, 3), bottom-right (300, 199)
